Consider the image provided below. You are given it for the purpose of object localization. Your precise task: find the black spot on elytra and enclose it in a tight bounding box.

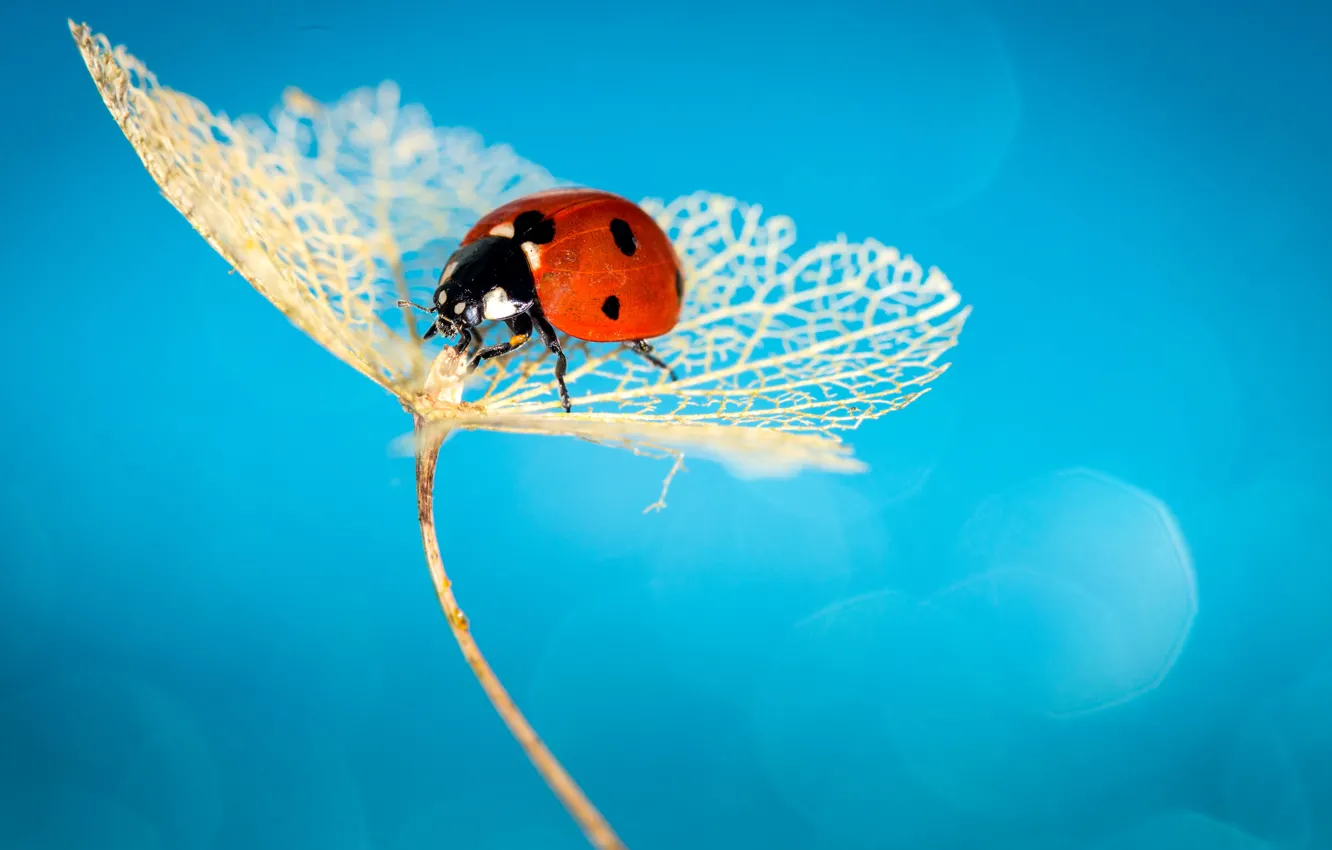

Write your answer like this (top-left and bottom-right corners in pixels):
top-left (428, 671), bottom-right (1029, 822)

top-left (609, 218), bottom-right (637, 256)
top-left (513, 210), bottom-right (555, 244)
top-left (601, 295), bottom-right (621, 320)
top-left (674, 268), bottom-right (684, 301)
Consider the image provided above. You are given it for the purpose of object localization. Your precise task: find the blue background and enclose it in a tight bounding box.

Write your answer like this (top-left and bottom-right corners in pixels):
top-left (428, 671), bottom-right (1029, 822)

top-left (3, 0), bottom-right (1330, 848)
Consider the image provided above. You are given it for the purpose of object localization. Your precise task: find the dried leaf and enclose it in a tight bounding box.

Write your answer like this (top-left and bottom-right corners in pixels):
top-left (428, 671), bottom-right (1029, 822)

top-left (69, 20), bottom-right (969, 488)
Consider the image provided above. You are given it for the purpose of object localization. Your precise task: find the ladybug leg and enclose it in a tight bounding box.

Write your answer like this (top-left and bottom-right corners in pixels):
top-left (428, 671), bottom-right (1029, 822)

top-left (452, 326), bottom-right (474, 355)
top-left (467, 313), bottom-right (534, 372)
top-left (627, 340), bottom-right (678, 382)
top-left (531, 310), bottom-right (571, 413)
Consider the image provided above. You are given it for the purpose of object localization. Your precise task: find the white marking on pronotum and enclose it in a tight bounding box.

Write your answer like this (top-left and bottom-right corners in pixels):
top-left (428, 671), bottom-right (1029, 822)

top-left (489, 222), bottom-right (515, 238)
top-left (482, 287), bottom-right (522, 320)
top-left (436, 289), bottom-right (450, 306)
top-left (453, 302), bottom-right (467, 315)
top-left (440, 260), bottom-right (459, 282)
top-left (521, 241), bottom-right (542, 270)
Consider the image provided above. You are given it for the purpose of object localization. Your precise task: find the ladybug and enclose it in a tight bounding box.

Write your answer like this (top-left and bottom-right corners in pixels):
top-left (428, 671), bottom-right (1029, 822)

top-left (402, 188), bottom-right (685, 412)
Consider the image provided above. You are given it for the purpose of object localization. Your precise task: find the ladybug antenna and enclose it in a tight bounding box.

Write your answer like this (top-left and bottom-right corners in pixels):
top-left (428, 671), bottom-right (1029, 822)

top-left (397, 298), bottom-right (437, 314)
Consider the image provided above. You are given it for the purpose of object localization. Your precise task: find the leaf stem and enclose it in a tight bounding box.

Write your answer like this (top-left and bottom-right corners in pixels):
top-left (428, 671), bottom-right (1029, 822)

top-left (412, 415), bottom-right (627, 850)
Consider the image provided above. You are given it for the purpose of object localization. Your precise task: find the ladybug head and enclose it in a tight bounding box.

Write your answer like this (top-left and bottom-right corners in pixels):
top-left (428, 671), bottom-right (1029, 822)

top-left (430, 235), bottom-right (537, 336)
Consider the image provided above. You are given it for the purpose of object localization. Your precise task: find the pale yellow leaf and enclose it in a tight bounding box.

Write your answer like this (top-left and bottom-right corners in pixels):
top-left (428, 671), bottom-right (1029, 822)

top-left (70, 21), bottom-right (970, 486)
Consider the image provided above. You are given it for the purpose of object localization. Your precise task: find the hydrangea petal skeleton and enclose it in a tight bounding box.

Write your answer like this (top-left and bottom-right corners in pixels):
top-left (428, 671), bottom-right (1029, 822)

top-left (70, 21), bottom-right (970, 850)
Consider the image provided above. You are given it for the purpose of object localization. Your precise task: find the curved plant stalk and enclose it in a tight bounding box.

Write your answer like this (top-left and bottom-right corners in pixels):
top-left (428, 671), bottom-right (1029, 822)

top-left (411, 414), bottom-right (625, 850)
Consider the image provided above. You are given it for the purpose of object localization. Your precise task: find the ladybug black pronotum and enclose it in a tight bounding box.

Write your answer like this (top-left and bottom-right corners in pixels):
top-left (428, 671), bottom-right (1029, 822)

top-left (401, 188), bottom-right (686, 412)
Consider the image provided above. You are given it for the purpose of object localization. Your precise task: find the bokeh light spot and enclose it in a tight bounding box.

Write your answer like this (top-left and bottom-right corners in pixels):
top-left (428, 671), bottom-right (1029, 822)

top-left (0, 671), bottom-right (222, 850)
top-left (953, 468), bottom-right (1198, 716)
top-left (1084, 810), bottom-right (1273, 850)
top-left (751, 588), bottom-right (959, 846)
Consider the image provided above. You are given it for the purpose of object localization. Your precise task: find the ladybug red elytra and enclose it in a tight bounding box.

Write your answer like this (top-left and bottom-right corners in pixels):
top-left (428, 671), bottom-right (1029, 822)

top-left (402, 188), bottom-right (685, 412)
